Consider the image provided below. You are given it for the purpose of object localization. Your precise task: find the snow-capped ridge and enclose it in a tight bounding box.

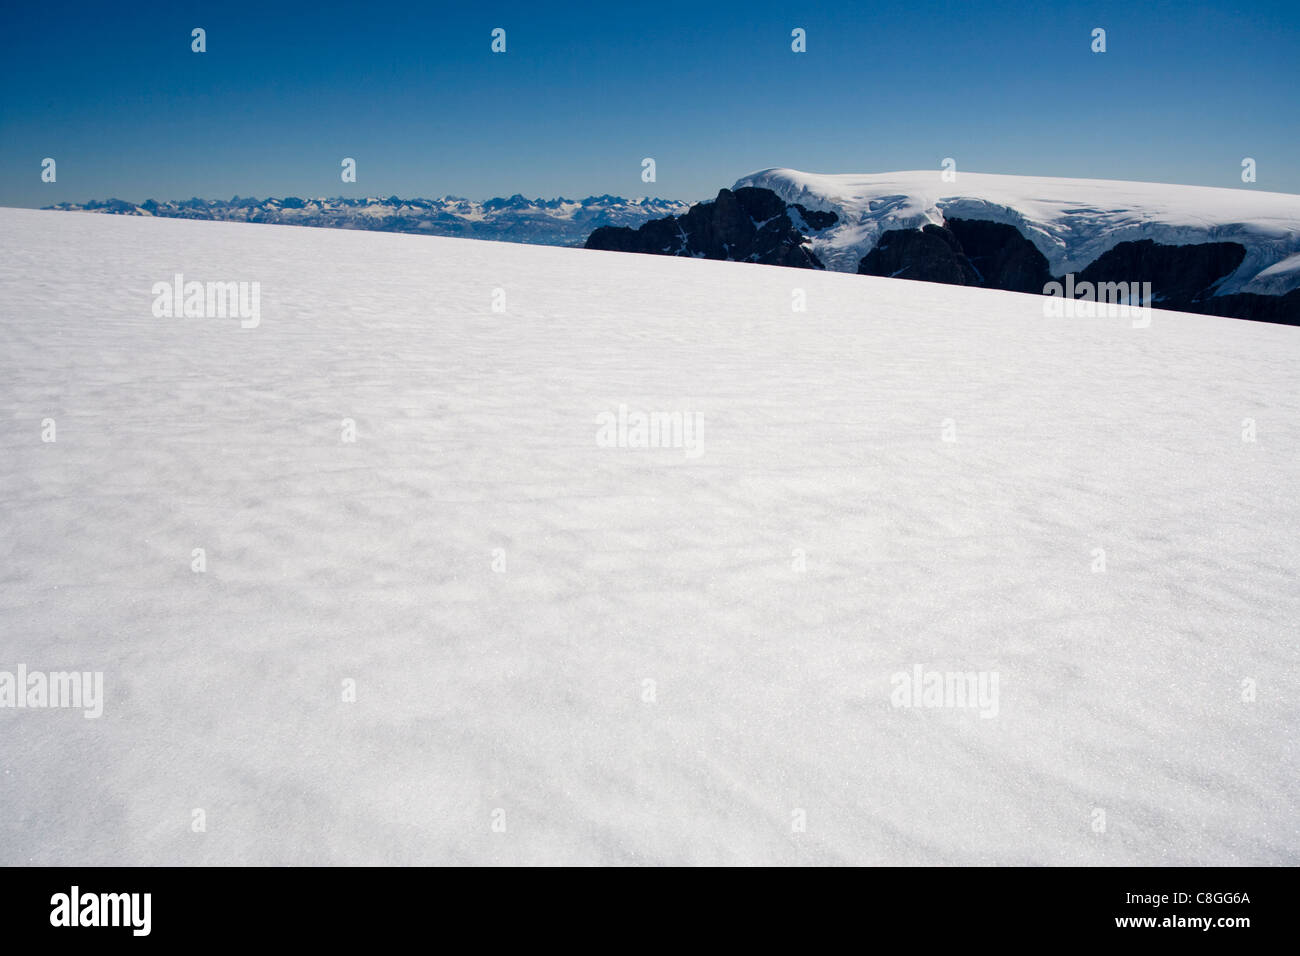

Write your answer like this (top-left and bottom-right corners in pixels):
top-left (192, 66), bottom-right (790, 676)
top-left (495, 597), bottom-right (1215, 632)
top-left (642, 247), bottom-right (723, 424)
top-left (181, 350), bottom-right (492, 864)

top-left (733, 168), bottom-right (1300, 295)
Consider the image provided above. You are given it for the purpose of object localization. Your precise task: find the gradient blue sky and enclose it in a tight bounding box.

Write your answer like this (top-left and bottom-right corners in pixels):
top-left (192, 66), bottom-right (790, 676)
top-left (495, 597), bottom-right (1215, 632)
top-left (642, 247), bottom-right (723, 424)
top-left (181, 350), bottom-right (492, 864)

top-left (2, 0), bottom-right (1297, 206)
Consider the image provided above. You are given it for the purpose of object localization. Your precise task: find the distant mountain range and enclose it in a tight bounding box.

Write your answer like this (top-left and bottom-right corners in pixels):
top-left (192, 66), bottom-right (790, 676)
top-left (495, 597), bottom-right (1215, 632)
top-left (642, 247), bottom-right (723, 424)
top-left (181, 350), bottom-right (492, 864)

top-left (43, 194), bottom-right (691, 246)
top-left (45, 173), bottom-right (1300, 325)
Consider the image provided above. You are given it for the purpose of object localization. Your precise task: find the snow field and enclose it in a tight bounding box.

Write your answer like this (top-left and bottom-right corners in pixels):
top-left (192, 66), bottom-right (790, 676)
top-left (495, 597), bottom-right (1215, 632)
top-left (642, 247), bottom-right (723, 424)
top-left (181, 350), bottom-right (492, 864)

top-left (1, 209), bottom-right (1297, 865)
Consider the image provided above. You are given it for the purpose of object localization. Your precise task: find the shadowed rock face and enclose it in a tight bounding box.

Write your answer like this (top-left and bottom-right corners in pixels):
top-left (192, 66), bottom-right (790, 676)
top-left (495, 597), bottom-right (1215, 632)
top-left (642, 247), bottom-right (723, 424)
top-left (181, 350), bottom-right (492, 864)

top-left (585, 187), bottom-right (836, 269)
top-left (1190, 289), bottom-right (1300, 326)
top-left (857, 222), bottom-right (1296, 325)
top-left (1070, 239), bottom-right (1246, 304)
top-left (857, 224), bottom-right (980, 286)
top-left (859, 221), bottom-right (1056, 293)
top-left (945, 218), bottom-right (1052, 294)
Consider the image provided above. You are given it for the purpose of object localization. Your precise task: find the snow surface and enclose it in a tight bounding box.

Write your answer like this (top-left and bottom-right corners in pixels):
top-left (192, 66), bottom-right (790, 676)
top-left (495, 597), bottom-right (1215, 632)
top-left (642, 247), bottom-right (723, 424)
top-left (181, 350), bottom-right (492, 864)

top-left (735, 168), bottom-right (1300, 296)
top-left (1, 208), bottom-right (1297, 865)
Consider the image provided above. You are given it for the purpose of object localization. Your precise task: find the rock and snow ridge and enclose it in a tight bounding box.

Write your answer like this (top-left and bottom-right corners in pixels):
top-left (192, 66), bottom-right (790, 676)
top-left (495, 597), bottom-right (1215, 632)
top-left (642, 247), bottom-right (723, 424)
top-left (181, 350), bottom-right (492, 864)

top-left (585, 186), bottom-right (836, 269)
top-left (2, 208), bottom-right (1298, 865)
top-left (734, 168), bottom-right (1300, 296)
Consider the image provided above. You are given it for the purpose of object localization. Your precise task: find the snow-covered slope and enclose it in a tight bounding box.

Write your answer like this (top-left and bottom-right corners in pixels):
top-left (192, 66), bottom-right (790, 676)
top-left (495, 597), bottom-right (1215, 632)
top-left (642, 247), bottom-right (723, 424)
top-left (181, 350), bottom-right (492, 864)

top-left (1, 208), bottom-right (1297, 865)
top-left (735, 168), bottom-right (1300, 295)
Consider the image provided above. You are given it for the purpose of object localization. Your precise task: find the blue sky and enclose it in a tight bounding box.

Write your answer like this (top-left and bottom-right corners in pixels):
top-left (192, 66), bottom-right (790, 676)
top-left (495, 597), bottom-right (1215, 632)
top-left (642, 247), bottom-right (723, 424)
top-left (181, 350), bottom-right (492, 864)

top-left (2, 0), bottom-right (1297, 206)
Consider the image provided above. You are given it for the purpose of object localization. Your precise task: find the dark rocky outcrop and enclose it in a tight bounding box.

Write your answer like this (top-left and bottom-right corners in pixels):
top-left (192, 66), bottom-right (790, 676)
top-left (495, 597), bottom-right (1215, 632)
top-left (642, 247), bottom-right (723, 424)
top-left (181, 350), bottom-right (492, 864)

top-left (585, 187), bottom-right (836, 269)
top-left (857, 224), bottom-right (979, 285)
top-left (859, 219), bottom-right (1051, 292)
top-left (857, 221), bottom-right (1296, 325)
top-left (857, 220), bottom-right (1048, 291)
top-left (1190, 288), bottom-right (1300, 326)
top-left (944, 218), bottom-right (1052, 293)
top-left (791, 206), bottom-right (839, 231)
top-left (1067, 239), bottom-right (1245, 306)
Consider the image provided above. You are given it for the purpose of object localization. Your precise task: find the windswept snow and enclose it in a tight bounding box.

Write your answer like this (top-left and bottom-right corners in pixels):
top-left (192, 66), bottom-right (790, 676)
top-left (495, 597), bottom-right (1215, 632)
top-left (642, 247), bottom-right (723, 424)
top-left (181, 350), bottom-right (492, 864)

top-left (735, 168), bottom-right (1300, 295)
top-left (1, 209), bottom-right (1297, 865)
top-left (1247, 251), bottom-right (1300, 296)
